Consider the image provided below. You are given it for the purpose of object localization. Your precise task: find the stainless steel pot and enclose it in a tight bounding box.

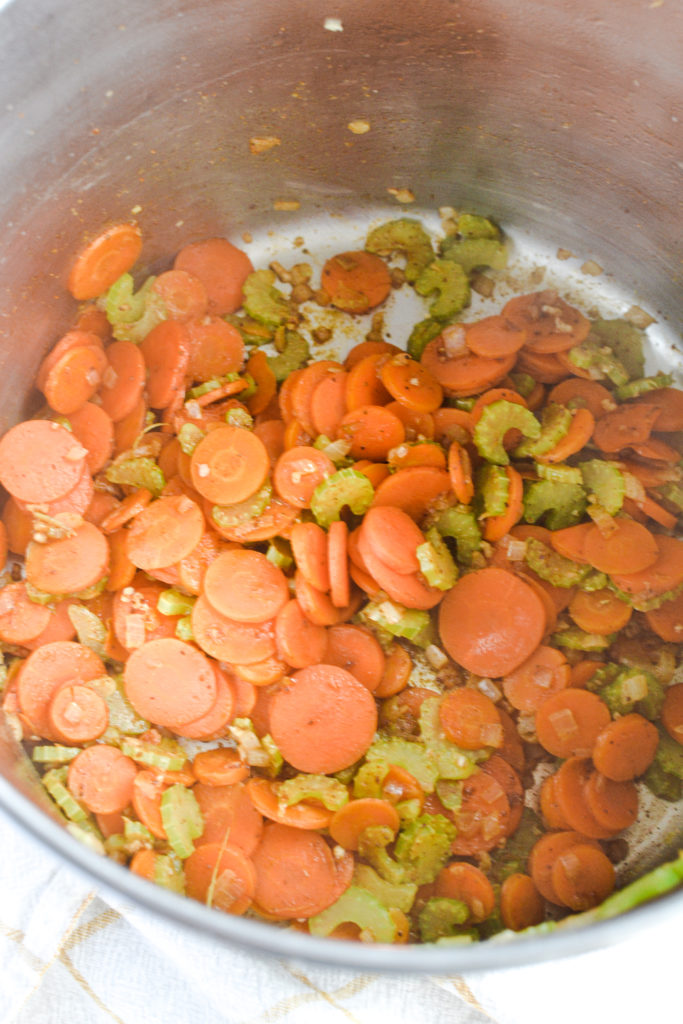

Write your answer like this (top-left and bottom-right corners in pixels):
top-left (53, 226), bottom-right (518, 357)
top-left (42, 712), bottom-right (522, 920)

top-left (0, 0), bottom-right (681, 971)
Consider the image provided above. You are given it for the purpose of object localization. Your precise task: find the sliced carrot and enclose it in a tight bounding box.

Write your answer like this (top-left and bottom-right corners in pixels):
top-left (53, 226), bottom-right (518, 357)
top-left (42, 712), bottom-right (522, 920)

top-left (185, 842), bottom-right (256, 915)
top-left (66, 402), bottom-right (114, 475)
top-left (385, 401), bottom-right (435, 441)
top-left (0, 582), bottom-right (51, 647)
top-left (547, 377), bottom-right (615, 419)
top-left (194, 781), bottom-right (263, 853)
top-left (231, 656), bottom-right (288, 687)
top-left (338, 404), bottom-right (405, 461)
top-left (593, 713), bottom-right (660, 781)
top-left (592, 402), bottom-right (661, 453)
top-left (253, 418), bottom-right (286, 468)
top-left (47, 682), bottom-right (109, 744)
top-left (244, 349), bottom-right (277, 416)
top-left (353, 459), bottom-right (391, 487)
top-left (73, 307), bottom-right (111, 341)
top-left (113, 395), bottom-right (147, 454)
top-left (251, 822), bottom-right (352, 919)
top-left (636, 492), bottom-right (679, 530)
top-left (3, 497), bottom-right (33, 555)
top-left (373, 644), bottom-right (413, 699)
top-left (321, 250), bottom-right (392, 314)
top-left (450, 768), bottom-right (510, 855)
top-left (23, 599), bottom-right (78, 653)
top-left (203, 548), bottom-right (289, 624)
top-left (185, 317), bottom-right (245, 382)
top-left (582, 519), bottom-right (658, 575)
top-left (191, 594), bottom-right (277, 664)
top-left (482, 753), bottom-right (524, 836)
top-left (372, 466), bottom-right (452, 522)
top-left (125, 494), bottom-right (204, 571)
top-left (516, 348), bottom-right (568, 384)
top-left (551, 843), bottom-right (615, 911)
top-left (448, 440), bottom-right (475, 505)
top-left (190, 425), bottom-right (269, 505)
top-left (439, 568), bottom-right (547, 678)
top-left (584, 769), bottom-right (639, 832)
top-left (568, 588), bottom-right (632, 635)
top-left (329, 798), bottom-right (400, 850)
top-left (483, 465), bottom-right (524, 542)
top-left (272, 445), bottom-right (335, 509)
top-left (569, 659), bottom-right (604, 689)
top-left (140, 320), bottom-right (189, 410)
top-left (610, 534), bottom-right (683, 600)
top-left (431, 407), bottom-right (472, 446)
top-left (553, 756), bottom-right (616, 839)
top-left (0, 420), bottom-right (87, 504)
top-left (324, 623), bottom-right (385, 692)
top-left (635, 386), bottom-right (683, 432)
top-left (539, 772), bottom-right (570, 830)
top-left (112, 579), bottom-right (179, 651)
top-left (25, 521), bottom-right (109, 596)
top-left (379, 353), bottom-right (443, 414)
top-left (359, 505), bottom-right (423, 576)
top-left (439, 688), bottom-right (503, 750)
top-left (537, 407), bottom-right (595, 464)
top-left (67, 744), bottom-right (138, 814)
top-left (627, 437), bottom-right (680, 463)
top-left (172, 665), bottom-right (235, 741)
top-left (43, 344), bottom-right (109, 416)
top-left (289, 361), bottom-right (342, 433)
top-left (344, 339), bottom-right (401, 370)
top-left (37, 331), bottom-right (104, 392)
top-left (535, 688), bottom-right (611, 758)
top-left (98, 340), bottom-right (146, 423)
top-left (327, 520), bottom-right (350, 608)
top-left (289, 521), bottom-right (329, 592)
top-left (645, 590), bottom-right (683, 643)
top-left (503, 292), bottom-right (590, 353)
top-left (309, 369), bottom-right (349, 439)
top-left (151, 268), bottom-right (208, 321)
top-left (174, 237), bottom-right (253, 316)
top-left (500, 873), bottom-right (545, 931)
top-left (496, 706), bottom-right (526, 774)
top-left (268, 664), bottom-right (378, 774)
top-left (435, 861), bottom-right (496, 923)
top-left (208, 496), bottom-right (299, 545)
top-left (100, 489), bottom-right (152, 534)
top-left (176, 530), bottom-right (236, 597)
top-left (465, 315), bottom-right (527, 359)
top-left (68, 222), bottom-right (142, 300)
top-left (193, 748), bottom-right (249, 787)
top-left (421, 337), bottom-right (516, 397)
top-left (247, 777), bottom-right (334, 830)
top-left (501, 644), bottom-right (570, 714)
top-left (356, 530), bottom-right (443, 610)
top-left (528, 830), bottom-right (599, 904)
top-left (124, 637), bottom-right (217, 728)
top-left (131, 770), bottom-right (168, 839)
top-left (516, 572), bottom-right (558, 635)
top-left (549, 522), bottom-right (593, 564)
top-left (387, 441), bottom-right (446, 471)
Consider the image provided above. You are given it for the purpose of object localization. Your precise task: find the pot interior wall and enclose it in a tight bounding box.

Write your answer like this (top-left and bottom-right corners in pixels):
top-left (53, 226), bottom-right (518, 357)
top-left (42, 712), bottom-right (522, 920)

top-left (0, 0), bottom-right (681, 969)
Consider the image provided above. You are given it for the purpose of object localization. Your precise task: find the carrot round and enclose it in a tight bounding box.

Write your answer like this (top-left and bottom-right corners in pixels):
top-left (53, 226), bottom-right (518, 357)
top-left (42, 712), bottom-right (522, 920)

top-left (185, 842), bottom-right (256, 915)
top-left (309, 369), bottom-right (349, 438)
top-left (98, 340), bottom-right (146, 423)
top-left (528, 830), bottom-right (598, 904)
top-left (131, 771), bottom-right (168, 839)
top-left (450, 769), bottom-right (510, 855)
top-left (251, 822), bottom-right (353, 919)
top-left (593, 402), bottom-right (661, 453)
top-left (465, 316), bottom-right (527, 359)
top-left (67, 744), bottom-right (138, 814)
top-left (112, 579), bottom-right (179, 652)
top-left (321, 250), bottom-right (392, 314)
top-left (500, 873), bottom-right (545, 931)
top-left (0, 420), bottom-right (86, 504)
top-left (26, 521), bottom-right (109, 596)
top-left (539, 772), bottom-right (570, 830)
top-left (192, 748), bottom-right (249, 787)
top-left (140, 320), bottom-right (189, 410)
top-left (502, 292), bottom-right (590, 353)
top-left (636, 386), bottom-right (683, 432)
top-left (448, 440), bottom-right (475, 505)
top-left (359, 505), bottom-right (423, 576)
top-left (68, 222), bottom-right (142, 300)
top-left (67, 402), bottom-right (115, 475)
top-left (439, 688), bottom-right (503, 750)
top-left (516, 348), bottom-right (567, 384)
top-left (47, 683), bottom-right (109, 744)
top-left (547, 378), bottom-right (615, 420)
top-left (324, 623), bottom-right (386, 692)
top-left (568, 588), bottom-right (632, 635)
top-left (553, 756), bottom-right (615, 839)
top-left (584, 769), bottom-right (639, 832)
top-left (610, 535), bottom-right (683, 601)
top-left (435, 862), bottom-right (496, 923)
top-left (357, 530), bottom-right (443, 610)
top-left (191, 594), bottom-right (277, 664)
top-left (646, 592), bottom-right (683, 643)
top-left (439, 568), bottom-right (547, 677)
top-left (592, 713), bottom-right (660, 781)
top-left (203, 548), bottom-right (289, 624)
top-left (338, 404), bottom-right (406, 461)
top-left (534, 688), bottom-right (611, 758)
top-left (329, 798), bottom-right (400, 850)
top-left (374, 645), bottom-right (413, 699)
top-left (246, 777), bottom-right (336, 830)
top-left (194, 781), bottom-right (263, 853)
top-left (372, 465), bottom-right (452, 521)
top-left (274, 598), bottom-right (327, 669)
top-left (124, 637), bottom-right (217, 728)
top-left (37, 329), bottom-right (104, 392)
top-left (268, 664), bottom-right (378, 774)
top-left (549, 522), bottom-right (593, 564)
top-left (190, 425), bottom-right (269, 505)
top-left (0, 582), bottom-right (51, 646)
top-left (421, 338), bottom-right (516, 397)
top-left (551, 843), bottom-right (615, 911)
top-left (43, 344), bottom-right (108, 416)
top-left (185, 317), bottom-right (245, 382)
top-left (537, 407), bottom-right (595, 464)
top-left (379, 354), bottom-right (443, 414)
top-left (173, 665), bottom-right (235, 741)
top-left (582, 519), bottom-right (658, 575)
top-left (483, 465), bottom-right (524, 543)
top-left (432, 406), bottom-right (472, 446)
top-left (174, 237), bottom-right (253, 316)
top-left (290, 521), bottom-right (330, 592)
top-left (273, 446), bottom-right (335, 509)
top-left (327, 519), bottom-right (350, 608)
top-left (125, 495), bottom-right (205, 571)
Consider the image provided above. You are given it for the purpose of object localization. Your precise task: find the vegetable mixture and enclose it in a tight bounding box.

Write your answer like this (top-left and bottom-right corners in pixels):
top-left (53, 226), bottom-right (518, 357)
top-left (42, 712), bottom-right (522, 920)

top-left (1, 211), bottom-right (682, 945)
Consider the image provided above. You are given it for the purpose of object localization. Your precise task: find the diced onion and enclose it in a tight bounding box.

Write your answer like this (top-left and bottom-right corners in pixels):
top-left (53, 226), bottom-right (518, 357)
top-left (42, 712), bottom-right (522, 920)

top-left (533, 665), bottom-right (554, 689)
top-left (477, 678), bottom-right (502, 702)
top-left (441, 324), bottom-right (467, 358)
top-left (549, 707), bottom-right (579, 740)
top-left (425, 645), bottom-right (448, 669)
top-left (621, 673), bottom-right (649, 702)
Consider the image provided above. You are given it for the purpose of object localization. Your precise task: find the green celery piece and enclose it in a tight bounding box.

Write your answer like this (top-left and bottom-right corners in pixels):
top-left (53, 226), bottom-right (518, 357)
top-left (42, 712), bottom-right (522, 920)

top-left (261, 735), bottom-right (283, 778)
top-left (418, 897), bottom-right (470, 942)
top-left (589, 318), bottom-right (645, 380)
top-left (352, 761), bottom-right (390, 800)
top-left (434, 778), bottom-right (463, 812)
top-left (567, 338), bottom-right (629, 387)
top-left (106, 457), bottom-right (165, 498)
top-left (266, 330), bottom-right (310, 383)
top-left (508, 372), bottom-right (536, 399)
top-left (455, 213), bottom-right (501, 240)
top-left (224, 313), bottom-right (274, 347)
top-left (226, 406), bottom-right (254, 429)
top-left (359, 844), bottom-right (407, 886)
top-left (32, 745), bottom-right (81, 764)
top-left (616, 373), bottom-right (674, 401)
top-left (175, 616), bottom-right (194, 643)
top-left (353, 864), bottom-right (418, 914)
top-left (188, 372), bottom-right (239, 399)
top-left (308, 885), bottom-right (398, 942)
top-left (393, 813), bottom-right (457, 884)
top-left (153, 854), bottom-right (186, 894)
top-left (106, 678), bottom-right (150, 734)
top-left (123, 816), bottom-right (155, 849)
top-left (365, 217), bottom-right (434, 284)
top-left (436, 505), bottom-right (482, 564)
top-left (643, 733), bottom-right (683, 802)
top-left (487, 808), bottom-right (545, 884)
top-left (473, 400), bottom-right (540, 465)
top-left (211, 480), bottom-right (273, 530)
top-left (439, 236), bottom-right (508, 275)
top-left (606, 578), bottom-right (683, 613)
top-left (67, 605), bottom-right (108, 660)
top-left (416, 528), bottom-right (459, 590)
top-left (177, 422), bottom-right (205, 455)
top-left (414, 259), bottom-right (470, 321)
top-left (525, 537), bottom-right (592, 587)
top-left (523, 479), bottom-right (587, 530)
top-left (265, 537), bottom-right (294, 571)
top-left (120, 735), bottom-right (187, 772)
top-left (104, 274), bottom-right (165, 343)
top-left (514, 402), bottom-right (572, 459)
top-left (553, 627), bottom-right (614, 651)
top-left (407, 317), bottom-right (447, 361)
top-left (66, 821), bottom-right (106, 856)
top-left (535, 463), bottom-right (583, 485)
top-left (365, 738), bottom-right (439, 793)
top-left (597, 667), bottom-right (662, 720)
top-left (310, 468), bottom-right (374, 528)
top-left (160, 785), bottom-right (203, 859)
top-left (657, 482), bottom-right (683, 513)
top-left (580, 459), bottom-right (625, 516)
top-left (361, 599), bottom-right (433, 646)
top-left (242, 269), bottom-right (291, 329)
top-left (157, 589), bottom-right (196, 617)
top-left (476, 463), bottom-right (510, 519)
top-left (43, 768), bottom-right (88, 822)
top-left (579, 570), bottom-right (609, 592)
top-left (277, 774), bottom-right (349, 811)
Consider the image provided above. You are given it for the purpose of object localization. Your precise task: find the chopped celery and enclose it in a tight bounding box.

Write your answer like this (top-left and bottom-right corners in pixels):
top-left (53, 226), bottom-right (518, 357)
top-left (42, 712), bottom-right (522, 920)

top-left (226, 406), bottom-right (254, 430)
top-left (440, 236), bottom-right (508, 275)
top-left (211, 480), bottom-right (273, 530)
top-left (393, 813), bottom-right (457, 884)
top-left (261, 735), bottom-right (283, 777)
top-left (229, 719), bottom-right (283, 776)
top-left (567, 338), bottom-right (629, 387)
top-left (43, 767), bottom-right (88, 822)
top-left (67, 605), bottom-right (108, 660)
top-left (157, 589), bottom-right (196, 617)
top-left (123, 817), bottom-right (155, 849)
top-left (365, 738), bottom-right (439, 793)
top-left (553, 627), bottom-right (614, 651)
top-left (120, 735), bottom-right (187, 772)
top-left (473, 400), bottom-right (541, 465)
top-left (435, 505), bottom-right (482, 564)
top-left (353, 864), bottom-right (418, 914)
top-left (418, 697), bottom-right (489, 780)
top-left (475, 464), bottom-right (510, 519)
top-left (361, 599), bottom-right (433, 645)
top-left (242, 269), bottom-right (291, 329)
top-left (407, 317), bottom-right (447, 361)
top-left (580, 459), bottom-right (625, 516)
top-left (434, 779), bottom-right (463, 812)
top-left (598, 667), bottom-right (664, 721)
top-left (514, 403), bottom-right (572, 459)
top-left (525, 537), bottom-right (592, 588)
top-left (153, 853), bottom-right (186, 894)
top-left (188, 372), bottom-right (240, 399)
top-left (160, 785), bottom-right (203, 860)
top-left (416, 529), bottom-right (459, 590)
top-left (224, 313), bottom-right (274, 347)
top-left (352, 761), bottom-right (390, 800)
top-left (175, 616), bottom-right (194, 643)
top-left (414, 259), bottom-right (470, 320)
top-left (487, 808), bottom-right (546, 884)
top-left (657, 483), bottom-right (683, 513)
top-left (455, 213), bottom-right (501, 240)
top-left (607, 579), bottom-right (683, 614)
top-left (32, 745), bottom-right (81, 764)
top-left (67, 821), bottom-right (106, 857)
top-left (579, 570), bottom-right (609, 592)
top-left (589, 318), bottom-right (645, 380)
top-left (365, 218), bottom-right (435, 283)
top-left (313, 434), bottom-right (353, 467)
top-left (106, 456), bottom-right (166, 498)
top-left (616, 373), bottom-right (674, 401)
top-left (535, 463), bottom-right (583, 485)
top-left (310, 468), bottom-right (374, 529)
top-left (265, 537), bottom-right (294, 571)
top-left (308, 885), bottom-right (398, 943)
top-left (104, 274), bottom-right (164, 343)
top-left (178, 422), bottom-right (205, 455)
top-left (508, 373), bottom-right (536, 399)
top-left (266, 330), bottom-right (310, 383)
top-left (523, 479), bottom-right (587, 530)
top-left (106, 678), bottom-right (150, 734)
top-left (643, 733), bottom-right (683, 802)
top-left (418, 897), bottom-right (470, 942)
top-left (277, 774), bottom-right (349, 811)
